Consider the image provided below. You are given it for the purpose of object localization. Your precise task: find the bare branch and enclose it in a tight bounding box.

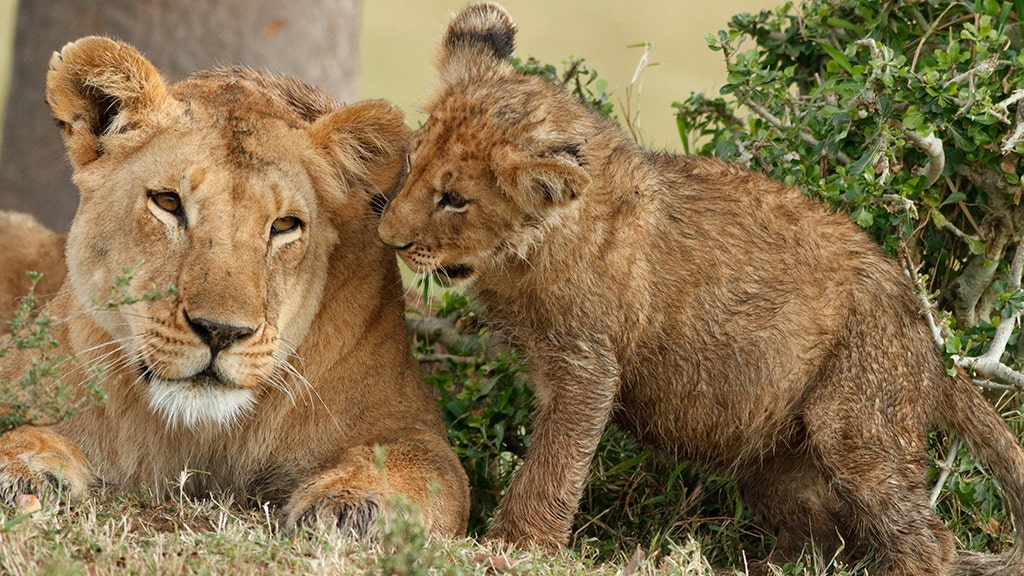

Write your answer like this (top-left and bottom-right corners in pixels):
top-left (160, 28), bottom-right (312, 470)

top-left (901, 248), bottom-right (945, 349)
top-left (406, 315), bottom-right (468, 351)
top-left (415, 353), bottom-right (478, 364)
top-left (929, 437), bottom-right (961, 508)
top-left (943, 56), bottom-right (1009, 89)
top-left (1002, 123), bottom-right (1024, 156)
top-left (955, 355), bottom-right (1024, 389)
top-left (999, 89), bottom-right (1024, 115)
top-left (1001, 92), bottom-right (1024, 154)
top-left (881, 194), bottom-right (917, 219)
top-left (900, 126), bottom-right (945, 188)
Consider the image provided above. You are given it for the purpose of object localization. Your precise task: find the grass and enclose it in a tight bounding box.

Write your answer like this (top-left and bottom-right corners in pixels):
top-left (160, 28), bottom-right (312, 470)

top-left (0, 489), bottom-right (715, 575)
top-left (0, 446), bottom-right (872, 576)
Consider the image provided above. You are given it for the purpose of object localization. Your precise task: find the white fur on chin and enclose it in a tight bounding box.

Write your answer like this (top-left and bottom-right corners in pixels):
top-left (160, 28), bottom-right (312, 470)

top-left (146, 380), bottom-right (255, 430)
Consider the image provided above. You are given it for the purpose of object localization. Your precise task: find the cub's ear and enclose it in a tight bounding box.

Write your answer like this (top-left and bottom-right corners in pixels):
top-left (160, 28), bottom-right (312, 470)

top-left (494, 145), bottom-right (591, 207)
top-left (308, 100), bottom-right (412, 201)
top-left (46, 36), bottom-right (175, 168)
top-left (437, 2), bottom-right (517, 82)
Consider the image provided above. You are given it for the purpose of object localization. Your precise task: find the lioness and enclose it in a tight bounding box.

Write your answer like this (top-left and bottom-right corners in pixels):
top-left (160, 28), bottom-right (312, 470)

top-left (0, 36), bottom-right (469, 537)
top-left (0, 211), bottom-right (66, 322)
top-left (377, 2), bottom-right (1024, 573)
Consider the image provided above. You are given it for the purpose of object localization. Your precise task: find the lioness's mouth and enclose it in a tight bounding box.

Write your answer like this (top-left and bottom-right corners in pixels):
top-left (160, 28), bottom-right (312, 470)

top-left (139, 363), bottom-right (234, 388)
top-left (139, 362), bottom-right (256, 429)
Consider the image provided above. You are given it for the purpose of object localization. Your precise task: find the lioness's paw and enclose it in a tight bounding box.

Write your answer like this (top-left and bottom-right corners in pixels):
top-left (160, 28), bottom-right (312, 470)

top-left (284, 487), bottom-right (384, 539)
top-left (0, 426), bottom-right (92, 506)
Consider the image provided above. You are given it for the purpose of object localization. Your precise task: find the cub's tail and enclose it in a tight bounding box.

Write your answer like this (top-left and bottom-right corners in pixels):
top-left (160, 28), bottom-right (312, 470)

top-left (940, 371), bottom-right (1024, 576)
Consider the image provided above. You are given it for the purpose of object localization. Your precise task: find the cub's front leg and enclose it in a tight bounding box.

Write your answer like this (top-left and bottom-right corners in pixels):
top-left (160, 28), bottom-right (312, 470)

top-left (282, 433), bottom-right (469, 538)
top-left (0, 425), bottom-right (93, 504)
top-left (485, 341), bottom-right (620, 550)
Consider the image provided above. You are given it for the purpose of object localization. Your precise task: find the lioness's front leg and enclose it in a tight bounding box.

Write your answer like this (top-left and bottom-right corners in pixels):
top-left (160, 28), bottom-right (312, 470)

top-left (283, 433), bottom-right (469, 538)
top-left (486, 342), bottom-right (619, 549)
top-left (0, 425), bottom-right (92, 504)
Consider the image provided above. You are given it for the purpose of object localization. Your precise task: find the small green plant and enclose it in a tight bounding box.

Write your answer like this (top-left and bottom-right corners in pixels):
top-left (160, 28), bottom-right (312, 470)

top-left (513, 55), bottom-right (615, 117)
top-left (0, 268), bottom-right (177, 435)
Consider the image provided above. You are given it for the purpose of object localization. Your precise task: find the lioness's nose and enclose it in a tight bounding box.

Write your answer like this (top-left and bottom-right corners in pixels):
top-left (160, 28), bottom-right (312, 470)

top-left (185, 313), bottom-right (255, 354)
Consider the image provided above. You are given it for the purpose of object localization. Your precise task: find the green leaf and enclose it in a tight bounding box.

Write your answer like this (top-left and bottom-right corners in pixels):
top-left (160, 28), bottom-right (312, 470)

top-left (819, 42), bottom-right (853, 75)
top-left (853, 206), bottom-right (874, 228)
top-left (966, 236), bottom-right (986, 255)
top-left (940, 192), bottom-right (967, 207)
top-left (903, 109), bottom-right (925, 131)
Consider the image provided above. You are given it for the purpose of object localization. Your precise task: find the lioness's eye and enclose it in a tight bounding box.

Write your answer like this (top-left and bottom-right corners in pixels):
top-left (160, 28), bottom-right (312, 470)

top-left (438, 191), bottom-right (468, 211)
top-left (271, 216), bottom-right (302, 235)
top-left (147, 190), bottom-right (182, 215)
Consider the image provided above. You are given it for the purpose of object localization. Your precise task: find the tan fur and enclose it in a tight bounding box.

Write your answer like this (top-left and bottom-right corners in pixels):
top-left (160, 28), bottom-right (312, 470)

top-left (0, 36), bottom-right (469, 538)
top-left (377, 3), bottom-right (1024, 573)
top-left (0, 212), bottom-right (66, 323)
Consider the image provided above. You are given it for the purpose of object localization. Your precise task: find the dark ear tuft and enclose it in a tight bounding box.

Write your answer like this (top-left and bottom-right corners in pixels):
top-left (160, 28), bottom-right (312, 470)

top-left (444, 2), bottom-right (516, 61)
top-left (437, 2), bottom-right (517, 81)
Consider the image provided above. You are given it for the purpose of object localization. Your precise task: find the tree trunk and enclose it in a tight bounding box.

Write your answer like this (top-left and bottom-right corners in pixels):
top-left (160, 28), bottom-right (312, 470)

top-left (0, 0), bottom-right (361, 231)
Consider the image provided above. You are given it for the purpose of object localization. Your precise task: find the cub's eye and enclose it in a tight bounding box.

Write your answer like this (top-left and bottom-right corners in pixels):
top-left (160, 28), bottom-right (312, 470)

top-left (147, 189), bottom-right (183, 219)
top-left (271, 216), bottom-right (302, 235)
top-left (437, 191), bottom-right (468, 211)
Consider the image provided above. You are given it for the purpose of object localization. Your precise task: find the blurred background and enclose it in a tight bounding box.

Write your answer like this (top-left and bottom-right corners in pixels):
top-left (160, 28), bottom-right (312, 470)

top-left (0, 0), bottom-right (776, 229)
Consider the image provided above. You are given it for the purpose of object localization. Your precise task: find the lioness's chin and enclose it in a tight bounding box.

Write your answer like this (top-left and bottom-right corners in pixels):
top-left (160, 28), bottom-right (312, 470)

top-left (146, 379), bottom-right (256, 430)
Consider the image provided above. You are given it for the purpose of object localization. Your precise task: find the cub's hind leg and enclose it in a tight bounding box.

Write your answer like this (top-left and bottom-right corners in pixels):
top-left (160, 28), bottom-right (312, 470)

top-left (739, 450), bottom-right (849, 569)
top-left (802, 394), bottom-right (955, 576)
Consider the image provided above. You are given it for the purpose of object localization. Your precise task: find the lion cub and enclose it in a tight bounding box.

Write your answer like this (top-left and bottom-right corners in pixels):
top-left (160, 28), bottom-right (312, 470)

top-left (0, 37), bottom-right (469, 538)
top-left (378, 2), bottom-right (1024, 573)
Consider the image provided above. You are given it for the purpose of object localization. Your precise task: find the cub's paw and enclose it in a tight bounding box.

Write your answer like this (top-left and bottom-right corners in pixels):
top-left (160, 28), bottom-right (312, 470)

top-left (0, 426), bottom-right (92, 506)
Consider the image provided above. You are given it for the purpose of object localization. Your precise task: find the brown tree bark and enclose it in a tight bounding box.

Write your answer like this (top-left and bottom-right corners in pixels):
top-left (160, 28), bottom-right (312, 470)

top-left (0, 0), bottom-right (362, 230)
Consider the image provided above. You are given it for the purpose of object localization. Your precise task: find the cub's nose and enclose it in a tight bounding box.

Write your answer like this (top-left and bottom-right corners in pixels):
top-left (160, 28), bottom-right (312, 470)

top-left (185, 313), bottom-right (255, 354)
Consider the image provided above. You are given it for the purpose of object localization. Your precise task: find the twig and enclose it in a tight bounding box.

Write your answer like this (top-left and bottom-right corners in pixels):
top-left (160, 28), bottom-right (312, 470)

top-left (406, 316), bottom-right (467, 351)
top-left (415, 353), bottom-right (478, 364)
top-left (740, 94), bottom-right (852, 164)
top-left (942, 56), bottom-right (1008, 89)
top-left (972, 378), bottom-right (1016, 391)
top-left (900, 126), bottom-right (945, 188)
top-left (1002, 122), bottom-right (1024, 155)
top-left (940, 220), bottom-right (973, 240)
top-left (953, 240), bottom-right (1024, 388)
top-left (999, 89), bottom-right (1024, 115)
top-left (881, 194), bottom-right (917, 219)
top-left (929, 437), bottom-right (961, 508)
top-left (900, 248), bottom-right (945, 348)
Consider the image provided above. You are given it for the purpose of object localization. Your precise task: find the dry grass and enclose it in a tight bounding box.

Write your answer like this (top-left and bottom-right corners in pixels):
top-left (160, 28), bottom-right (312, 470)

top-left (0, 483), bottom-right (871, 575)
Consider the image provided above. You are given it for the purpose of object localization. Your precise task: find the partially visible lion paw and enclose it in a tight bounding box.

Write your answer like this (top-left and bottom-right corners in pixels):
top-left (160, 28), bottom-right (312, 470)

top-left (0, 426), bottom-right (92, 506)
top-left (283, 486), bottom-right (384, 539)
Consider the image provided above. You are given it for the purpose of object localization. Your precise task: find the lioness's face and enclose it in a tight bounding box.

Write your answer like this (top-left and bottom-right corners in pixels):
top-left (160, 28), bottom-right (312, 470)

top-left (65, 87), bottom-right (334, 429)
top-left (47, 39), bottom-right (410, 429)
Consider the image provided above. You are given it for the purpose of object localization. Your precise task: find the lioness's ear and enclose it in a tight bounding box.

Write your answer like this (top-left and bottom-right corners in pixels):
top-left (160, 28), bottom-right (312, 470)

top-left (495, 145), bottom-right (591, 207)
top-left (46, 36), bottom-right (175, 168)
top-left (308, 100), bottom-right (412, 200)
top-left (437, 2), bottom-right (517, 83)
